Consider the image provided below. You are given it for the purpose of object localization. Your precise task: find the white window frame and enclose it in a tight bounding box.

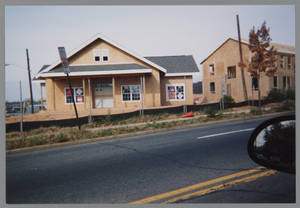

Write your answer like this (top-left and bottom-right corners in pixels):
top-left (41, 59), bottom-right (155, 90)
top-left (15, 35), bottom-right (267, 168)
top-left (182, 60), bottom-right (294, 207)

top-left (287, 56), bottom-right (292, 69)
top-left (65, 87), bottom-right (84, 105)
top-left (166, 84), bottom-right (186, 101)
top-left (280, 55), bottom-right (284, 68)
top-left (121, 85), bottom-right (141, 102)
top-left (102, 49), bottom-right (109, 62)
top-left (93, 49), bottom-right (101, 62)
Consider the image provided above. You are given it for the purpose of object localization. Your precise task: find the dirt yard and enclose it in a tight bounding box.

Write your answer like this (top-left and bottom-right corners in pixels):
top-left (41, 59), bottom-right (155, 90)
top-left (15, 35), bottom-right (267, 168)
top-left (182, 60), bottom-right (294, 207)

top-left (5, 107), bottom-right (141, 124)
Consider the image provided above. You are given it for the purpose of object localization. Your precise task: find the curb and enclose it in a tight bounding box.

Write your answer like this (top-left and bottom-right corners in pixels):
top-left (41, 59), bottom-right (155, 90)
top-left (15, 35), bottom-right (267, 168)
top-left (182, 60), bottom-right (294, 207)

top-left (6, 111), bottom-right (294, 155)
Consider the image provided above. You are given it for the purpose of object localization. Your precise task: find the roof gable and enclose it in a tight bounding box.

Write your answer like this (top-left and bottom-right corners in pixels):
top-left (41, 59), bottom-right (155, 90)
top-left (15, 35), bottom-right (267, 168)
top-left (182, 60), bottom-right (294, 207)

top-left (35, 33), bottom-right (167, 78)
top-left (200, 37), bottom-right (295, 64)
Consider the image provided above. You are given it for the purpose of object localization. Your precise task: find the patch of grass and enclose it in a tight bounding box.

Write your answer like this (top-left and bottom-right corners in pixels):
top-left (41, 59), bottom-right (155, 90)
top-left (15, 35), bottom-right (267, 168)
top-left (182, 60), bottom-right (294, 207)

top-left (55, 133), bottom-right (68, 143)
top-left (49, 126), bottom-right (60, 132)
top-left (250, 108), bottom-right (261, 115)
top-left (282, 100), bottom-right (295, 111)
top-left (6, 102), bottom-right (295, 151)
top-left (203, 117), bottom-right (210, 122)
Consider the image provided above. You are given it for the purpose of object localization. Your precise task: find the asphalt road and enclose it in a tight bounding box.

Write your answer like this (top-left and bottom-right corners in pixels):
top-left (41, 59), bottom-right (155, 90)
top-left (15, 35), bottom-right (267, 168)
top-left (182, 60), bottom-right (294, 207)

top-left (6, 116), bottom-right (295, 204)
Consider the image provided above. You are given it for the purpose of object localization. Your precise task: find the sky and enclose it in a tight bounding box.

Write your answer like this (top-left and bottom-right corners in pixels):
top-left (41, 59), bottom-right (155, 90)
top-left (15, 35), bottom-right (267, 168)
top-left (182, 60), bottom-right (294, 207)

top-left (4, 4), bottom-right (296, 102)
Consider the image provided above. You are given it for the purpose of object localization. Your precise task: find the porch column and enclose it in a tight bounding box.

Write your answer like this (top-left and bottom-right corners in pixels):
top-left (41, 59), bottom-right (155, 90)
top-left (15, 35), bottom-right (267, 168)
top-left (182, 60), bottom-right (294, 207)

top-left (82, 78), bottom-right (86, 109)
top-left (53, 80), bottom-right (56, 111)
top-left (40, 83), bottom-right (45, 110)
top-left (143, 75), bottom-right (145, 106)
top-left (112, 77), bottom-right (115, 107)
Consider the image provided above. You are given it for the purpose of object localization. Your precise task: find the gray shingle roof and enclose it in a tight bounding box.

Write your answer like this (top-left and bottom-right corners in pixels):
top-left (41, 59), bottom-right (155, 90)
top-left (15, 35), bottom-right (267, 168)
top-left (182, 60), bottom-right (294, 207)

top-left (37, 65), bottom-right (50, 74)
top-left (42, 55), bottom-right (199, 74)
top-left (45, 63), bottom-right (150, 73)
top-left (145, 55), bottom-right (199, 73)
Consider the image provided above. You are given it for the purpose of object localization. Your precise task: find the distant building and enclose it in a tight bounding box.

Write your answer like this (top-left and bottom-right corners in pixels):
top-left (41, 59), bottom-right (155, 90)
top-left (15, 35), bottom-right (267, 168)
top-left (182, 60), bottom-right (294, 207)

top-left (5, 102), bottom-right (20, 110)
top-left (200, 38), bottom-right (295, 103)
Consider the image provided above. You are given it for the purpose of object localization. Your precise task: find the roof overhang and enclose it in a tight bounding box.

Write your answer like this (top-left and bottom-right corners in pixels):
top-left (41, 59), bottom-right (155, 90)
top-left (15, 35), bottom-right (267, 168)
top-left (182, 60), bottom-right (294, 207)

top-left (164, 72), bottom-right (199, 77)
top-left (39, 69), bottom-right (152, 78)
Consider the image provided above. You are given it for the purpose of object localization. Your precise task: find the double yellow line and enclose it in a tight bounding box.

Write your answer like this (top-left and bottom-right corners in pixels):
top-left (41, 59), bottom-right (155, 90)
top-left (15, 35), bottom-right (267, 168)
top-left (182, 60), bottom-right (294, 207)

top-left (129, 166), bottom-right (276, 204)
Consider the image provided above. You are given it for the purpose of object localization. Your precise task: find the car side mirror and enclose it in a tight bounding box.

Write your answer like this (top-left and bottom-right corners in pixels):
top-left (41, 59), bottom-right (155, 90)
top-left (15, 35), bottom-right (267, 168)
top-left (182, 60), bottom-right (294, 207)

top-left (247, 115), bottom-right (295, 174)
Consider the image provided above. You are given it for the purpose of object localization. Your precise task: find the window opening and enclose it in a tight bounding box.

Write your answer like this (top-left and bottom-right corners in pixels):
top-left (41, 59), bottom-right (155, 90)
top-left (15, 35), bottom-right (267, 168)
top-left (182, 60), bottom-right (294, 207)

top-left (273, 76), bottom-right (278, 88)
top-left (210, 82), bottom-right (215, 94)
top-left (252, 77), bottom-right (258, 91)
top-left (287, 57), bottom-right (292, 69)
top-left (287, 77), bottom-right (290, 90)
top-left (280, 55), bottom-right (284, 68)
top-left (283, 76), bottom-right (287, 90)
top-left (227, 66), bottom-right (236, 79)
top-left (209, 65), bottom-right (215, 76)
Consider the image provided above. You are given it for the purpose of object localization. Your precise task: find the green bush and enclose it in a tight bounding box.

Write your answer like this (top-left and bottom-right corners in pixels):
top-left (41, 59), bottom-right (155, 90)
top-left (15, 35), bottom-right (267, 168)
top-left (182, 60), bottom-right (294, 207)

top-left (204, 106), bottom-right (218, 117)
top-left (266, 89), bottom-right (285, 103)
top-left (285, 89), bottom-right (295, 100)
top-left (220, 95), bottom-right (235, 109)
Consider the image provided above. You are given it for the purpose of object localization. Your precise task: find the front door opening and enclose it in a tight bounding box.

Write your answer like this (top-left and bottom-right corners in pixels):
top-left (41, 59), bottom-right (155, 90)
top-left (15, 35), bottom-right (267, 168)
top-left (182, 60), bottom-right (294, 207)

top-left (94, 84), bottom-right (114, 108)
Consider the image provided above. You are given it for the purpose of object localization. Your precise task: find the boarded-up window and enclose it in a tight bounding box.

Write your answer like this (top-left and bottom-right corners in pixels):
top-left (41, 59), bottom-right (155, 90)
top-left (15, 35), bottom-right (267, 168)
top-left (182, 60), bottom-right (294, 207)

top-left (65, 87), bottom-right (84, 104)
top-left (227, 83), bottom-right (231, 96)
top-left (166, 84), bottom-right (185, 101)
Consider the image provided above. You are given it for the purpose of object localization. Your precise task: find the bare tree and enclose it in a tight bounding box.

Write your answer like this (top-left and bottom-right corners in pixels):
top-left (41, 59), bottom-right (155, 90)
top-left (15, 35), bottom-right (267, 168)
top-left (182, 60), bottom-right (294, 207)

top-left (239, 21), bottom-right (277, 110)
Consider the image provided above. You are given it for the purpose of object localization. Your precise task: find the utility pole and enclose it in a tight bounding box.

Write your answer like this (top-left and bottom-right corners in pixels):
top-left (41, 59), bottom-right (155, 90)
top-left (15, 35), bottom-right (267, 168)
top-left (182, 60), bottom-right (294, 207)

top-left (19, 81), bottom-right (23, 132)
top-left (26, 49), bottom-right (34, 114)
top-left (236, 15), bottom-right (248, 102)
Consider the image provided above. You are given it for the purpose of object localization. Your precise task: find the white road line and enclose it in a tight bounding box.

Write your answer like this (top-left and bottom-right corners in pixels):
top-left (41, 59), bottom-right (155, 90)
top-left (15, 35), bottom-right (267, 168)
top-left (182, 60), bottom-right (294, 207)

top-left (197, 128), bottom-right (255, 139)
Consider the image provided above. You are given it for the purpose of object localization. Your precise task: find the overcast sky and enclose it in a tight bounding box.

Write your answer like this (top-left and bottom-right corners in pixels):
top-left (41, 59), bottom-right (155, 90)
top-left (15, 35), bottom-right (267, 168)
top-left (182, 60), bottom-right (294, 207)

top-left (4, 4), bottom-right (295, 102)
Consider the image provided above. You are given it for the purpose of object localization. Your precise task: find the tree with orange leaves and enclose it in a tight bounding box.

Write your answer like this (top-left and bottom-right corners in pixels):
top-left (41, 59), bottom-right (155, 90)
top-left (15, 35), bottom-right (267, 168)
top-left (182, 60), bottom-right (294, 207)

top-left (239, 21), bottom-right (277, 110)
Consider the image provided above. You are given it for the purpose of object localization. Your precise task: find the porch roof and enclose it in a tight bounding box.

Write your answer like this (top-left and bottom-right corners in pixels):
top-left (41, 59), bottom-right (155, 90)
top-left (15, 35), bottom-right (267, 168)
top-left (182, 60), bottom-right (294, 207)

top-left (39, 63), bottom-right (152, 78)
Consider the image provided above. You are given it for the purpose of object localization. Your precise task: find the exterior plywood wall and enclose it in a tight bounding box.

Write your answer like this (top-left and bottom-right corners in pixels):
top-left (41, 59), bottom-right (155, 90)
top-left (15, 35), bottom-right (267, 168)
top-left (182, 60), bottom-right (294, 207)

top-left (202, 39), bottom-right (295, 103)
top-left (160, 76), bottom-right (193, 106)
